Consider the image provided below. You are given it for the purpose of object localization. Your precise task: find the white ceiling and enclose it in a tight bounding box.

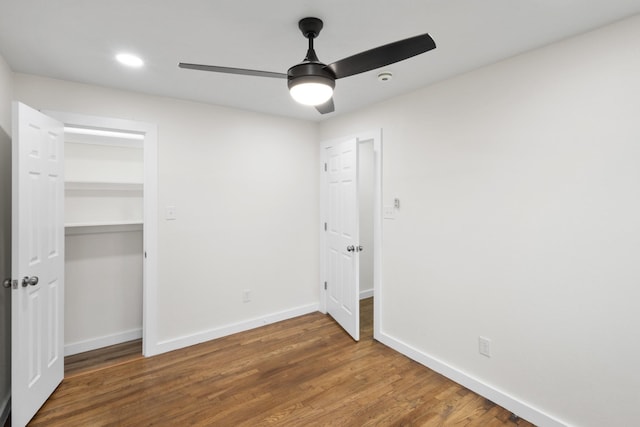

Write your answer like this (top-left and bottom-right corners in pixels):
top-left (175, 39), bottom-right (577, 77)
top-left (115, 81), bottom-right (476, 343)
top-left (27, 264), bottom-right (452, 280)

top-left (1, 1), bottom-right (639, 121)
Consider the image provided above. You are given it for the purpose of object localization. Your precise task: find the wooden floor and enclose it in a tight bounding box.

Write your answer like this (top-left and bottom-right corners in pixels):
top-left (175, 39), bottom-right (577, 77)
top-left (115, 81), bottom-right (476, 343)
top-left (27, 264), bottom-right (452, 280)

top-left (26, 299), bottom-right (536, 426)
top-left (64, 339), bottom-right (142, 378)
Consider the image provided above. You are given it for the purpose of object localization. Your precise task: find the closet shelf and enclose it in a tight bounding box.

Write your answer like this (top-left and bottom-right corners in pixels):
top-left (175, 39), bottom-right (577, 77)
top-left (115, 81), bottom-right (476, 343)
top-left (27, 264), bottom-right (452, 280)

top-left (64, 221), bottom-right (143, 235)
top-left (65, 220), bottom-right (143, 228)
top-left (65, 181), bottom-right (143, 191)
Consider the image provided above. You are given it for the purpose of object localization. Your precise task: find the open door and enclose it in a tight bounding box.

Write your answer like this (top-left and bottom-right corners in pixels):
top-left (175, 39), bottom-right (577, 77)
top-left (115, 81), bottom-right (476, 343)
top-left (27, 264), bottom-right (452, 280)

top-left (325, 138), bottom-right (360, 341)
top-left (11, 102), bottom-right (64, 426)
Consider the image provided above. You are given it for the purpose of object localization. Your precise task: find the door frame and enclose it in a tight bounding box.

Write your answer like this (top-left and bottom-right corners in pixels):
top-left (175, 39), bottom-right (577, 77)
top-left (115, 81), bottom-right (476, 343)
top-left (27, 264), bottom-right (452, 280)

top-left (43, 110), bottom-right (159, 357)
top-left (320, 129), bottom-right (382, 340)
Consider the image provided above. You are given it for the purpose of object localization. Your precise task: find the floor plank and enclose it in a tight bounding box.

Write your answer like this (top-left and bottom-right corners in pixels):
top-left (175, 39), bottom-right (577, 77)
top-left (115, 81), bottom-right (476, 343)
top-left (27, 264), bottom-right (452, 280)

top-left (25, 298), bottom-right (536, 426)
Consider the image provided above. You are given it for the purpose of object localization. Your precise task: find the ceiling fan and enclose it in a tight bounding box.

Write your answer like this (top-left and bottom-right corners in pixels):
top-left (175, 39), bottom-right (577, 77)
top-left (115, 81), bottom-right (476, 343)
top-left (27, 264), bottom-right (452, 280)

top-left (179, 17), bottom-right (436, 114)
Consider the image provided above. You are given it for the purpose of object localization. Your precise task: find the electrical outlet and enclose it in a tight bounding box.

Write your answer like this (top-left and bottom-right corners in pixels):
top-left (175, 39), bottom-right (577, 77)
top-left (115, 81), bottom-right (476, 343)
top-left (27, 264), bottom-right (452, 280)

top-left (479, 336), bottom-right (491, 357)
top-left (242, 289), bottom-right (251, 303)
top-left (383, 205), bottom-right (395, 220)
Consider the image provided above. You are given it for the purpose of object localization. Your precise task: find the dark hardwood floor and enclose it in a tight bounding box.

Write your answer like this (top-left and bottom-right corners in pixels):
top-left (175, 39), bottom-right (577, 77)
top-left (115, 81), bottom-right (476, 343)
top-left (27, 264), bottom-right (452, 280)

top-left (22, 298), bottom-right (535, 426)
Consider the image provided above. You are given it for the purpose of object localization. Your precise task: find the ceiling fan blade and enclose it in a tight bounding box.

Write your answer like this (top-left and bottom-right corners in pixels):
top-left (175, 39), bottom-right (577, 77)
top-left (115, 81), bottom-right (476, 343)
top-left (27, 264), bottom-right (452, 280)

top-left (315, 98), bottom-right (335, 114)
top-left (327, 33), bottom-right (436, 79)
top-left (178, 63), bottom-right (287, 79)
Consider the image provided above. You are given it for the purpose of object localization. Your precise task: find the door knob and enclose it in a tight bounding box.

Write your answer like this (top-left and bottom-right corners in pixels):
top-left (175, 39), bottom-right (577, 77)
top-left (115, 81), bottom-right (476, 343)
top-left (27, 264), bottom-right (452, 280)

top-left (22, 276), bottom-right (39, 287)
top-left (2, 278), bottom-right (11, 289)
top-left (357, 245), bottom-right (364, 252)
top-left (346, 245), bottom-right (355, 252)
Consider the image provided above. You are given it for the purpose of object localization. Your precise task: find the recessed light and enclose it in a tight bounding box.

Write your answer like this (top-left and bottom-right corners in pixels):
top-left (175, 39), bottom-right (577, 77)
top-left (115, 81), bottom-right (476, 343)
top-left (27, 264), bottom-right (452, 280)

top-left (116, 53), bottom-right (144, 68)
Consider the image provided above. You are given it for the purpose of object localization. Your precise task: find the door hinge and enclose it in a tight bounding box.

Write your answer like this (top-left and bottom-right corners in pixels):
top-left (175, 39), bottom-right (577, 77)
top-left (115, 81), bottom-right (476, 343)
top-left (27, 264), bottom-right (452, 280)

top-left (324, 163), bottom-right (327, 172)
top-left (324, 222), bottom-right (327, 231)
top-left (324, 281), bottom-right (327, 290)
top-left (144, 251), bottom-right (147, 259)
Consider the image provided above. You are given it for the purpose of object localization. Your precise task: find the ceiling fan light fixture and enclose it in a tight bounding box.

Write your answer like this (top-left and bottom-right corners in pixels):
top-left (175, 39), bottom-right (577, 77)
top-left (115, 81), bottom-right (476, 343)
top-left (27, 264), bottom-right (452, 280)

top-left (287, 62), bottom-right (336, 106)
top-left (289, 80), bottom-right (334, 106)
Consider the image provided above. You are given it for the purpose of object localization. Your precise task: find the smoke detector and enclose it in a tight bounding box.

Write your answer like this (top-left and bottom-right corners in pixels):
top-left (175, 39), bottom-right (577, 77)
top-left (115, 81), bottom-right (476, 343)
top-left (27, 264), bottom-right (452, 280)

top-left (377, 72), bottom-right (393, 82)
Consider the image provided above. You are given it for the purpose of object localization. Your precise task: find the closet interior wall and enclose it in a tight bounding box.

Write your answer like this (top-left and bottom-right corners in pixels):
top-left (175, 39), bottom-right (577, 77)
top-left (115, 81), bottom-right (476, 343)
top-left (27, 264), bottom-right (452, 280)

top-left (63, 130), bottom-right (144, 356)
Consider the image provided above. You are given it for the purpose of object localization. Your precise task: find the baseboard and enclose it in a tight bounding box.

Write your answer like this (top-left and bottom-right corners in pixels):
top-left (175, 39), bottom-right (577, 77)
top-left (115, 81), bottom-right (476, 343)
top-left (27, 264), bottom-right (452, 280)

top-left (360, 288), bottom-right (374, 299)
top-left (377, 332), bottom-right (568, 427)
top-left (0, 393), bottom-right (10, 427)
top-left (153, 303), bottom-right (320, 356)
top-left (64, 328), bottom-right (143, 356)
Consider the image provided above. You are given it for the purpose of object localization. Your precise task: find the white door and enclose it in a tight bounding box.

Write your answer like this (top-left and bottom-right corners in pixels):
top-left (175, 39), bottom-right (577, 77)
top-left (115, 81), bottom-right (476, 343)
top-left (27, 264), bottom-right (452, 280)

top-left (326, 138), bottom-right (360, 341)
top-left (11, 102), bottom-right (64, 427)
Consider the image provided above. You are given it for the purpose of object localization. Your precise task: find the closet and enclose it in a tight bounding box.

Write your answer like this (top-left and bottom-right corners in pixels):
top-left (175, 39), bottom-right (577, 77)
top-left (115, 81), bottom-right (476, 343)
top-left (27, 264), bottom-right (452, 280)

top-left (63, 127), bottom-right (144, 356)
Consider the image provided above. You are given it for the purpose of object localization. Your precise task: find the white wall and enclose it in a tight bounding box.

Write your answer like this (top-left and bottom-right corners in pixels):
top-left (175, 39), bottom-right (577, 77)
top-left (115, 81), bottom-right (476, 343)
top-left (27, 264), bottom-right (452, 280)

top-left (0, 52), bottom-right (12, 424)
top-left (0, 53), bottom-right (12, 134)
top-left (358, 141), bottom-right (374, 297)
top-left (320, 14), bottom-right (640, 427)
top-left (14, 74), bottom-right (320, 352)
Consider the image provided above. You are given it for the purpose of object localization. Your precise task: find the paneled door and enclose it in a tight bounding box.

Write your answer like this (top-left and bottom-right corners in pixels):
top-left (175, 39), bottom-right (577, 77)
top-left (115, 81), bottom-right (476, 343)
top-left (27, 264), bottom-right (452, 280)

top-left (325, 138), bottom-right (360, 341)
top-left (11, 102), bottom-right (64, 427)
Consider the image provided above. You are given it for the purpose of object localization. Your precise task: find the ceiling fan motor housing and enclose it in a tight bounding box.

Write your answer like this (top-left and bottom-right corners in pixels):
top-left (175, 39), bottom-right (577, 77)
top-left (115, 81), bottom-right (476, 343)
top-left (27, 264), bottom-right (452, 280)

top-left (287, 62), bottom-right (336, 91)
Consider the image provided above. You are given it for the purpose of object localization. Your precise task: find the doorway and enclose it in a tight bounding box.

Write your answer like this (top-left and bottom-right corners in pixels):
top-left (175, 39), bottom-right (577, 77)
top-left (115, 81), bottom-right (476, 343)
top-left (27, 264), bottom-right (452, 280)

top-left (44, 110), bottom-right (159, 362)
top-left (9, 104), bottom-right (158, 425)
top-left (320, 130), bottom-right (382, 341)
top-left (63, 126), bottom-right (145, 373)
